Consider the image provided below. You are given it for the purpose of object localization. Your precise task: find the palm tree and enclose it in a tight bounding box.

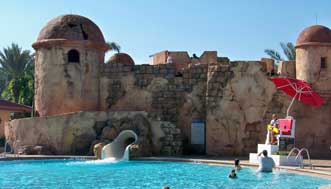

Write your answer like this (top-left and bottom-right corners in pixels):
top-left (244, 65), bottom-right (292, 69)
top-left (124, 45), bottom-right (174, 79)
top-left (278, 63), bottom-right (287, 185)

top-left (0, 43), bottom-right (34, 103)
top-left (264, 42), bottom-right (296, 62)
top-left (107, 42), bottom-right (121, 53)
top-left (0, 68), bottom-right (8, 93)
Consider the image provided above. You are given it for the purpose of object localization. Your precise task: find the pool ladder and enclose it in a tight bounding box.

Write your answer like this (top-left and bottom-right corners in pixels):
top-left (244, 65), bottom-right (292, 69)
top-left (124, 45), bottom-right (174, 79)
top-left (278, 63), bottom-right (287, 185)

top-left (287, 147), bottom-right (313, 169)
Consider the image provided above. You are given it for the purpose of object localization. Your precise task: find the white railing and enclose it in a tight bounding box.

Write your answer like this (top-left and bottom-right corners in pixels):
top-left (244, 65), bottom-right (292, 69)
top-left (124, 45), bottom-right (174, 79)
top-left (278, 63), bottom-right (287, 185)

top-left (287, 147), bottom-right (300, 158)
top-left (287, 147), bottom-right (312, 169)
top-left (296, 148), bottom-right (312, 169)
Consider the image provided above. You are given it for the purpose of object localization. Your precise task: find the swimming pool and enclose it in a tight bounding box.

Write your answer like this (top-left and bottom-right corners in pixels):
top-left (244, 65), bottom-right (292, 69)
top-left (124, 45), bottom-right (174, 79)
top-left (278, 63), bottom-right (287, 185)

top-left (0, 160), bottom-right (329, 189)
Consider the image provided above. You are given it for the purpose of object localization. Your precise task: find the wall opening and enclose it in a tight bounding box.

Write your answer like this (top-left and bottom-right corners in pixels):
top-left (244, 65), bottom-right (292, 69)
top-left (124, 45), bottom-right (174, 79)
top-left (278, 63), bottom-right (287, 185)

top-left (68, 49), bottom-right (80, 63)
top-left (321, 57), bottom-right (327, 69)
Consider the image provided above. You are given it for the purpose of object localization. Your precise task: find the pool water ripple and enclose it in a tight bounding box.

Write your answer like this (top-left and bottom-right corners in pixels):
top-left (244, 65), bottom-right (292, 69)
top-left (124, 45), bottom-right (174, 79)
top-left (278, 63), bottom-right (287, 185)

top-left (0, 160), bottom-right (329, 189)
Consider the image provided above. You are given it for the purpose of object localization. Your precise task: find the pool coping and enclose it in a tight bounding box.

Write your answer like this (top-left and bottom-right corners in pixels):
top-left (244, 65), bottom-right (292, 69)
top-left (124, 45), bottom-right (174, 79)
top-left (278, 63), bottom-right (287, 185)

top-left (133, 157), bottom-right (331, 180)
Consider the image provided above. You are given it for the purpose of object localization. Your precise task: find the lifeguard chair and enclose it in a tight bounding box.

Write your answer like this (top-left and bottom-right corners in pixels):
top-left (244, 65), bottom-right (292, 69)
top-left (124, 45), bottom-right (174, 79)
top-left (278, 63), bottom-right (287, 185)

top-left (276, 117), bottom-right (296, 151)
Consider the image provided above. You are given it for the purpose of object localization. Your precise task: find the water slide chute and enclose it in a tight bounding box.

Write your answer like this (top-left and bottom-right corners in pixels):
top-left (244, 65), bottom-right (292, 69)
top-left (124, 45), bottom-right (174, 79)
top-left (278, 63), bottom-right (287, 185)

top-left (101, 130), bottom-right (138, 160)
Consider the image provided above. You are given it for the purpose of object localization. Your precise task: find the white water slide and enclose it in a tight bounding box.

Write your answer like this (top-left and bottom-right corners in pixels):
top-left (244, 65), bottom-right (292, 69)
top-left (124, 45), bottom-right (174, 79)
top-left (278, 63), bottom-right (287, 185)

top-left (101, 130), bottom-right (138, 160)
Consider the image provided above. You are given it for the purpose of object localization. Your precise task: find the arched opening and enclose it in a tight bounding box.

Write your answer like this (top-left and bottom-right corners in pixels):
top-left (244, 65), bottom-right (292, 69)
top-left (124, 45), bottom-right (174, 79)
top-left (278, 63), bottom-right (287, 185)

top-left (68, 49), bottom-right (80, 63)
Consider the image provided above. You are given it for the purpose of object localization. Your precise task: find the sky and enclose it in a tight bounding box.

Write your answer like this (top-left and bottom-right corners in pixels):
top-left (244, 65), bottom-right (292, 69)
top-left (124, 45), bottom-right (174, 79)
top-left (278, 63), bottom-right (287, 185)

top-left (1, 0), bottom-right (331, 64)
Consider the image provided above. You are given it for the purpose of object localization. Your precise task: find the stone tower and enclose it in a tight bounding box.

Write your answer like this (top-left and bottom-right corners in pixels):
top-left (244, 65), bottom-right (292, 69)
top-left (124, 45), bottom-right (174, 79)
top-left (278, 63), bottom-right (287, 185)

top-left (295, 25), bottom-right (331, 91)
top-left (32, 15), bottom-right (108, 116)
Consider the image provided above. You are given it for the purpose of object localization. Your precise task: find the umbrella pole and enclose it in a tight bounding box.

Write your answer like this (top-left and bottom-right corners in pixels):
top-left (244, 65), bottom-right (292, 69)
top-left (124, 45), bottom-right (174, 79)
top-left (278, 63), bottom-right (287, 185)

top-left (287, 93), bottom-right (297, 117)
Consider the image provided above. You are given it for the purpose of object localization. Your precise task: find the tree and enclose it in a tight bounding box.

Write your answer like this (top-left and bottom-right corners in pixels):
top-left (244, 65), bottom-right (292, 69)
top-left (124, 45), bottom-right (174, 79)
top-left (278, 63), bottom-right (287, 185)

top-left (0, 68), bottom-right (8, 93)
top-left (264, 42), bottom-right (296, 62)
top-left (106, 42), bottom-right (121, 53)
top-left (0, 43), bottom-right (34, 105)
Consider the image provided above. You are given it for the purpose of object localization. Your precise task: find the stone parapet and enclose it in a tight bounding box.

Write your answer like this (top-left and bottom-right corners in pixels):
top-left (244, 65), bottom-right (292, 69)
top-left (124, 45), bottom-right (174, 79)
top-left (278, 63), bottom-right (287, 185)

top-left (260, 58), bottom-right (275, 75)
top-left (278, 61), bottom-right (296, 78)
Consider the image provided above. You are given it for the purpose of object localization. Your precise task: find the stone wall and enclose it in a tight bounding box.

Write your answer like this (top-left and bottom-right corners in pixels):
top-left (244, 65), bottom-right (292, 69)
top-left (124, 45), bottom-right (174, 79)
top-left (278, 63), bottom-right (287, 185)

top-left (290, 97), bottom-right (331, 158)
top-left (101, 61), bottom-right (331, 157)
top-left (200, 51), bottom-right (217, 64)
top-left (15, 53), bottom-right (331, 157)
top-left (260, 58), bottom-right (275, 75)
top-left (0, 111), bottom-right (10, 138)
top-left (278, 61), bottom-right (296, 78)
top-left (5, 111), bottom-right (182, 156)
top-left (206, 62), bottom-right (278, 155)
top-left (99, 63), bottom-right (208, 151)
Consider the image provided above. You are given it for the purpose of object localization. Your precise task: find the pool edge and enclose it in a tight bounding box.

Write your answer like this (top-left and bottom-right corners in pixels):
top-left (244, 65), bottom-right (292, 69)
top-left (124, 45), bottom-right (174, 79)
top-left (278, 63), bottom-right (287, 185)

top-left (133, 156), bottom-right (331, 180)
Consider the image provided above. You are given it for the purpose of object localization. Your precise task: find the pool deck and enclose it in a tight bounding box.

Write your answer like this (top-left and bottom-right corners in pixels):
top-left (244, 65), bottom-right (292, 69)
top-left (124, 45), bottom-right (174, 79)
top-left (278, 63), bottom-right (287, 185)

top-left (0, 154), bottom-right (95, 161)
top-left (0, 154), bottom-right (330, 179)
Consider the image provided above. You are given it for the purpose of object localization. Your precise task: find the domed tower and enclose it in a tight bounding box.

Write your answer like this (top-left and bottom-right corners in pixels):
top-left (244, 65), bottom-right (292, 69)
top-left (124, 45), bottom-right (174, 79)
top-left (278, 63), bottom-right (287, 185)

top-left (108, 53), bottom-right (135, 65)
top-left (32, 15), bottom-right (108, 116)
top-left (295, 25), bottom-right (331, 91)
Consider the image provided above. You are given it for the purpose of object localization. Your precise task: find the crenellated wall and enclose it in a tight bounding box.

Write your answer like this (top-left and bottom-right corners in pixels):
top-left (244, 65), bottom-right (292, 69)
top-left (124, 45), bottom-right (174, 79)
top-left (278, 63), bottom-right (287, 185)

top-left (6, 58), bottom-right (331, 157)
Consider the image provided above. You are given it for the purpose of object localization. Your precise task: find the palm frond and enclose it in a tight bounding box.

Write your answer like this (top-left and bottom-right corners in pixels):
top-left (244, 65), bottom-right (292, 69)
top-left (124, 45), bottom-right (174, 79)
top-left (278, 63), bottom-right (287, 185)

top-left (280, 42), bottom-right (296, 61)
top-left (0, 43), bottom-right (34, 104)
top-left (264, 49), bottom-right (284, 61)
top-left (0, 43), bottom-right (33, 79)
top-left (106, 42), bottom-right (121, 53)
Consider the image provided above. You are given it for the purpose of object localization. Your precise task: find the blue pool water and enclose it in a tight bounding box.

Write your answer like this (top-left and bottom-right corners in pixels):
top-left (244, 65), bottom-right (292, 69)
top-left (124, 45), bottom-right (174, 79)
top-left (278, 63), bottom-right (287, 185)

top-left (0, 160), bottom-right (329, 189)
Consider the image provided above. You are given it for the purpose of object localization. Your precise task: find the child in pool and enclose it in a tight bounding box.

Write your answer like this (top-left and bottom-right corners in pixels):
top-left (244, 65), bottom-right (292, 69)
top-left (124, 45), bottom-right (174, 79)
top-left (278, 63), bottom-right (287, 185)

top-left (228, 169), bottom-right (237, 178)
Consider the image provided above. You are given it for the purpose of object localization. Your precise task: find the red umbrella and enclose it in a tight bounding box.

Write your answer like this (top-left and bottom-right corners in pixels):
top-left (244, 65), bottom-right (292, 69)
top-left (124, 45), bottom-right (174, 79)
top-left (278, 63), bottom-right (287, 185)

top-left (271, 77), bottom-right (323, 116)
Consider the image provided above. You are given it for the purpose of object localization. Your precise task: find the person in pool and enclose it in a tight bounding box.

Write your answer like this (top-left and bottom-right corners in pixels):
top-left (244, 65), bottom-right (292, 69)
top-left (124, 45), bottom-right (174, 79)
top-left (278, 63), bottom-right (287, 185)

top-left (234, 159), bottom-right (241, 171)
top-left (228, 169), bottom-right (237, 178)
top-left (257, 150), bottom-right (275, 172)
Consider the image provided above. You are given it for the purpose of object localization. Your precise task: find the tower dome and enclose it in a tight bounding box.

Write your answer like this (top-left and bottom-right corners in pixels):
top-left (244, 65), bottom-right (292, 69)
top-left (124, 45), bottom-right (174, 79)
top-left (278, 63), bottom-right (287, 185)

top-left (33, 14), bottom-right (107, 50)
top-left (296, 25), bottom-right (331, 47)
top-left (108, 53), bottom-right (135, 65)
top-left (295, 24), bottom-right (331, 88)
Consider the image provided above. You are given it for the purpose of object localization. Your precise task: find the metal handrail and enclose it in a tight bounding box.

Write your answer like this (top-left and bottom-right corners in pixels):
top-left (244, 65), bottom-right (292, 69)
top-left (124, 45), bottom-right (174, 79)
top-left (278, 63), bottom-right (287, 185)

top-left (296, 148), bottom-right (312, 169)
top-left (287, 147), bottom-right (300, 159)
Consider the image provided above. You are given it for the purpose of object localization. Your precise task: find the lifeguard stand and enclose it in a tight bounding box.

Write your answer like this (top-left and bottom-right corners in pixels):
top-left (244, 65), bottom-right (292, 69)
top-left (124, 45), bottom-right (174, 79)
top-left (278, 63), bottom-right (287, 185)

top-left (249, 117), bottom-right (302, 166)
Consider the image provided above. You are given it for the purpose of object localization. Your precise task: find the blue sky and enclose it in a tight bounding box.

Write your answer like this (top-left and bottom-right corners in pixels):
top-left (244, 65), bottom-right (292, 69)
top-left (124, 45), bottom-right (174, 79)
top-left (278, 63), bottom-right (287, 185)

top-left (1, 0), bottom-right (331, 64)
